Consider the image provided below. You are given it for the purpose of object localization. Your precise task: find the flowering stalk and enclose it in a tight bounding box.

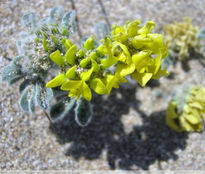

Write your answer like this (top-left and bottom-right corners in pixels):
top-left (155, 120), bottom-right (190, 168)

top-left (46, 20), bottom-right (169, 101)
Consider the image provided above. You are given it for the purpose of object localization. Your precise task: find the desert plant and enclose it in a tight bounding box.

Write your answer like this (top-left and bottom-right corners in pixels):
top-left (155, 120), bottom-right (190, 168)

top-left (166, 86), bottom-right (205, 132)
top-left (2, 7), bottom-right (169, 127)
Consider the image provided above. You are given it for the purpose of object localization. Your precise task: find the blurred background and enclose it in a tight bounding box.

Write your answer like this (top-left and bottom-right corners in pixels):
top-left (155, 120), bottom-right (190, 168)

top-left (1, 0), bottom-right (205, 170)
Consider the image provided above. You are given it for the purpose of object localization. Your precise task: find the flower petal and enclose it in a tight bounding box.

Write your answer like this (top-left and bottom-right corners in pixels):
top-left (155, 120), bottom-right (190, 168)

top-left (65, 44), bottom-right (77, 65)
top-left (49, 50), bottom-right (65, 66)
top-left (131, 71), bottom-right (152, 87)
top-left (90, 78), bottom-right (107, 95)
top-left (46, 73), bottom-right (66, 88)
top-left (61, 80), bottom-right (82, 90)
top-left (66, 65), bottom-right (77, 79)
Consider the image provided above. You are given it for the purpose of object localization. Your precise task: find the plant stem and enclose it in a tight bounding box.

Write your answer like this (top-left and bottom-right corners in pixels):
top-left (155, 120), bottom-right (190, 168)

top-left (43, 110), bottom-right (57, 130)
top-left (97, 0), bottom-right (111, 30)
top-left (70, 0), bottom-right (82, 38)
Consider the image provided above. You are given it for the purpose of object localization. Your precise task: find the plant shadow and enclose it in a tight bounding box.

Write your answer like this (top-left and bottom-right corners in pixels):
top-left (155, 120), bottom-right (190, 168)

top-left (50, 87), bottom-right (188, 170)
top-left (181, 49), bottom-right (205, 72)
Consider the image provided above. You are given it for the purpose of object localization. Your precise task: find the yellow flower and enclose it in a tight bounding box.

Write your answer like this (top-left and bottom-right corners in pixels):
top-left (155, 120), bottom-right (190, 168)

top-left (46, 20), bottom-right (169, 101)
top-left (61, 80), bottom-right (92, 101)
top-left (49, 39), bottom-right (77, 66)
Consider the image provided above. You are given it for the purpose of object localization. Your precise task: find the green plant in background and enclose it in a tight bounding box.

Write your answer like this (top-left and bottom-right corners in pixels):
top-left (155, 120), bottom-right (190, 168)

top-left (166, 86), bottom-right (205, 132)
top-left (2, 7), bottom-right (169, 127)
top-left (162, 18), bottom-right (201, 69)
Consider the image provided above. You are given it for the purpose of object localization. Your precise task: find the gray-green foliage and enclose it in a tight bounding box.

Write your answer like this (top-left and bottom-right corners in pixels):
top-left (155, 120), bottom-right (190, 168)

top-left (161, 52), bottom-right (177, 69)
top-left (94, 22), bottom-right (109, 41)
top-left (2, 7), bottom-right (76, 114)
top-left (197, 27), bottom-right (205, 40)
top-left (2, 7), bottom-right (94, 127)
top-left (50, 98), bottom-right (76, 121)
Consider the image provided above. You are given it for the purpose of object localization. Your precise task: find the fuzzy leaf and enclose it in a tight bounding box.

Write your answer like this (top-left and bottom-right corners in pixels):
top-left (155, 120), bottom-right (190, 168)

top-left (61, 10), bottom-right (76, 33)
top-left (50, 98), bottom-right (76, 121)
top-left (13, 56), bottom-right (24, 66)
top-left (22, 12), bottom-right (36, 31)
top-left (94, 23), bottom-right (109, 40)
top-left (197, 27), bottom-right (205, 39)
top-left (36, 84), bottom-right (53, 109)
top-left (19, 79), bottom-right (30, 93)
top-left (75, 98), bottom-right (92, 126)
top-left (161, 52), bottom-right (176, 69)
top-left (20, 87), bottom-right (29, 112)
top-left (2, 64), bottom-right (24, 85)
top-left (50, 6), bottom-right (63, 24)
top-left (29, 85), bottom-right (36, 113)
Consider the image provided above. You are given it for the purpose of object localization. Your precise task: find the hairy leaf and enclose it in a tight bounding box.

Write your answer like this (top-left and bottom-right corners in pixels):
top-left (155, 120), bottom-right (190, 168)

top-left (50, 6), bottom-right (63, 24)
top-left (2, 64), bottom-right (24, 85)
top-left (61, 10), bottom-right (76, 33)
top-left (50, 98), bottom-right (76, 121)
top-left (197, 27), bottom-right (205, 39)
top-left (29, 85), bottom-right (36, 113)
top-left (20, 87), bottom-right (29, 112)
top-left (94, 23), bottom-right (109, 40)
top-left (19, 79), bottom-right (31, 93)
top-left (22, 12), bottom-right (36, 31)
top-left (36, 84), bottom-right (53, 109)
top-left (75, 98), bottom-right (92, 127)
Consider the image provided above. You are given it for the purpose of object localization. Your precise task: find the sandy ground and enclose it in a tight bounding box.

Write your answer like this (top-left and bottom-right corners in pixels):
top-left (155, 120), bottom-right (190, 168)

top-left (0, 0), bottom-right (205, 171)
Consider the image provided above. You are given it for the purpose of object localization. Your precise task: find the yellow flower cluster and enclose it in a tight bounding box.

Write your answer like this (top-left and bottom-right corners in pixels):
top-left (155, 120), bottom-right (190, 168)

top-left (165, 18), bottom-right (200, 60)
top-left (166, 86), bottom-right (205, 132)
top-left (46, 20), bottom-right (168, 101)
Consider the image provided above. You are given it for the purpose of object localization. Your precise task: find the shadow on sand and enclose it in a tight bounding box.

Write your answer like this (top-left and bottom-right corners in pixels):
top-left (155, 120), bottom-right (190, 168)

top-left (50, 87), bottom-right (188, 170)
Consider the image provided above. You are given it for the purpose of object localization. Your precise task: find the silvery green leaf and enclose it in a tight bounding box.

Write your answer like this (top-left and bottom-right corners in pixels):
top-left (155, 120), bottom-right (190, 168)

top-left (94, 23), bottom-right (109, 40)
top-left (19, 79), bottom-right (30, 93)
top-left (16, 32), bottom-right (30, 55)
top-left (13, 56), bottom-right (24, 66)
top-left (16, 39), bottom-right (24, 55)
top-left (61, 10), bottom-right (76, 33)
top-left (50, 6), bottom-right (63, 24)
top-left (197, 27), bottom-right (205, 39)
top-left (75, 98), bottom-right (93, 127)
top-left (39, 17), bottom-right (50, 27)
top-left (22, 12), bottom-right (36, 31)
top-left (120, 75), bottom-right (137, 89)
top-left (20, 85), bottom-right (36, 113)
top-left (52, 87), bottom-right (68, 97)
top-left (29, 85), bottom-right (36, 113)
top-left (36, 84), bottom-right (53, 109)
top-left (20, 86), bottom-right (29, 112)
top-left (50, 98), bottom-right (76, 121)
top-left (162, 52), bottom-right (176, 69)
top-left (8, 76), bottom-right (23, 85)
top-left (2, 64), bottom-right (24, 85)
